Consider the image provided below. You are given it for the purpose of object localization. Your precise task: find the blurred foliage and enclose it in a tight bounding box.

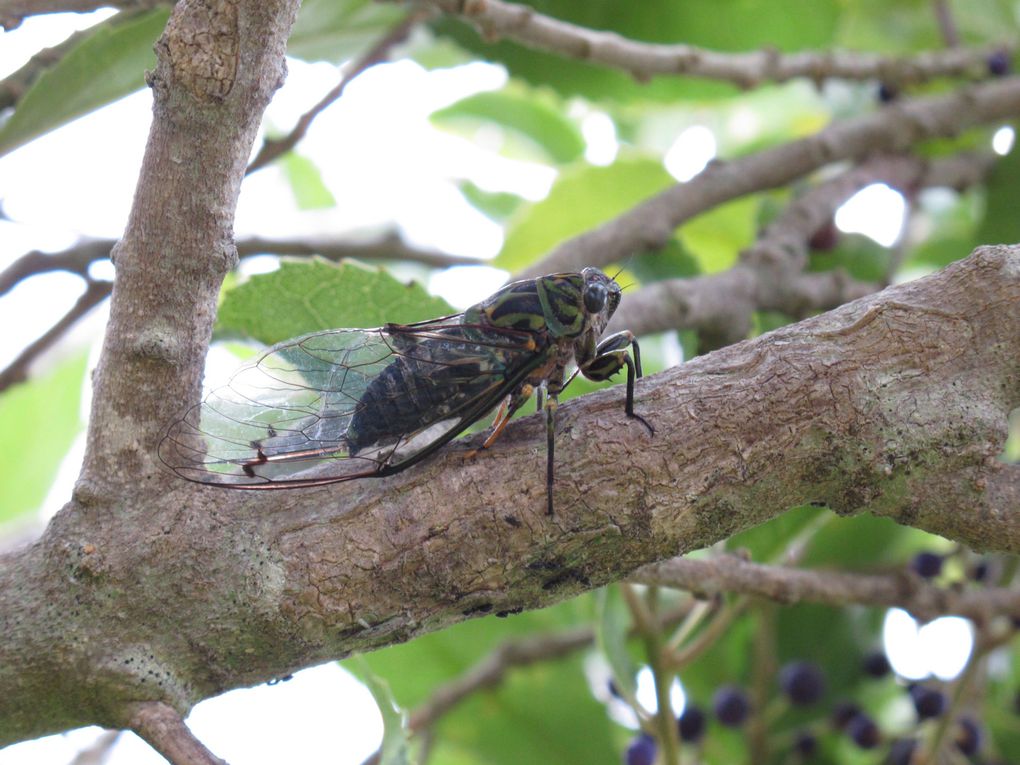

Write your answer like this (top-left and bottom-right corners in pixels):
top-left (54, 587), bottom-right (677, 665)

top-left (3, 0), bottom-right (1020, 763)
top-left (0, 352), bottom-right (86, 525)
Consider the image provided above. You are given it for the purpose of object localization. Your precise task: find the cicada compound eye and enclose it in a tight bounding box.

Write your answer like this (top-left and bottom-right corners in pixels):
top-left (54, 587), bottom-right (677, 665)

top-left (583, 281), bottom-right (608, 314)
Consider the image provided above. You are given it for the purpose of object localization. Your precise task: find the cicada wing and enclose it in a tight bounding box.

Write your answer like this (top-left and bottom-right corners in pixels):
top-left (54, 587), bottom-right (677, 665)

top-left (158, 320), bottom-right (546, 488)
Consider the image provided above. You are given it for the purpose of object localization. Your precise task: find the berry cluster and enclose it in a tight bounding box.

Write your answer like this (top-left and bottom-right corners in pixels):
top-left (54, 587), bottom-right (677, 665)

top-left (618, 548), bottom-right (1006, 763)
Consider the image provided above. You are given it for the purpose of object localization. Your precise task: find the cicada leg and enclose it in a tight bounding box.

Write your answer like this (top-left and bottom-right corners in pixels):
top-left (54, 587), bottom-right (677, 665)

top-left (464, 384), bottom-right (536, 459)
top-left (572, 331), bottom-right (654, 434)
top-left (543, 387), bottom-right (557, 516)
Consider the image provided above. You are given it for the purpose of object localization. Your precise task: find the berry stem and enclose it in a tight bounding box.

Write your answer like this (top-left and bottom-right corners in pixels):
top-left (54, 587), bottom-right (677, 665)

top-left (624, 584), bottom-right (682, 765)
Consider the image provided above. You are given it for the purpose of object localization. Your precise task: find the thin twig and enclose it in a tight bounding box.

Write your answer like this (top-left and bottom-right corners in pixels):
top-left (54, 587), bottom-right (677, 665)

top-left (0, 232), bottom-right (477, 299)
top-left (358, 601), bottom-right (693, 765)
top-left (0, 278), bottom-right (110, 393)
top-left (126, 702), bottom-right (226, 765)
top-left (633, 555), bottom-right (1020, 625)
top-left (0, 0), bottom-right (164, 29)
top-left (932, 0), bottom-right (960, 48)
top-left (69, 730), bottom-right (121, 765)
top-left (428, 0), bottom-right (1008, 88)
top-left (0, 27), bottom-right (93, 110)
top-left (246, 8), bottom-right (430, 174)
top-left (234, 232), bottom-right (480, 268)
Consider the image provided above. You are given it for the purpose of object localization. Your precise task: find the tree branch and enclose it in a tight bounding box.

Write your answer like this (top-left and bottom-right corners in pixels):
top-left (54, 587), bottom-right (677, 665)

top-left (633, 554), bottom-right (1020, 625)
top-left (520, 76), bottom-right (1020, 280)
top-left (609, 152), bottom-right (993, 340)
top-left (68, 729), bottom-right (121, 765)
top-left (126, 702), bottom-right (225, 765)
top-left (428, 0), bottom-right (1009, 88)
top-left (0, 232), bottom-right (475, 299)
top-left (0, 27), bottom-right (92, 110)
top-left (0, 0), bottom-right (165, 29)
top-left (3, 245), bottom-right (1017, 746)
top-left (246, 9), bottom-right (429, 174)
top-left (0, 278), bottom-right (110, 393)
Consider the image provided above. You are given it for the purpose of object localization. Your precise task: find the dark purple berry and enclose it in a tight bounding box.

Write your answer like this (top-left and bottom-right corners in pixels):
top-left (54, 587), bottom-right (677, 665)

top-left (909, 685), bottom-right (946, 720)
top-left (793, 730), bottom-right (817, 757)
top-left (968, 559), bottom-right (990, 583)
top-left (809, 220), bottom-right (839, 251)
top-left (847, 713), bottom-right (880, 749)
top-left (678, 704), bottom-right (706, 742)
top-left (863, 651), bottom-right (891, 678)
top-left (887, 737), bottom-right (917, 765)
top-left (780, 661), bottom-right (826, 706)
top-left (988, 50), bottom-right (1011, 77)
top-left (878, 82), bottom-right (899, 103)
top-left (955, 716), bottom-right (982, 757)
top-left (625, 733), bottom-right (657, 765)
top-left (831, 700), bottom-right (862, 730)
top-left (713, 685), bottom-right (751, 727)
top-left (911, 551), bottom-right (943, 579)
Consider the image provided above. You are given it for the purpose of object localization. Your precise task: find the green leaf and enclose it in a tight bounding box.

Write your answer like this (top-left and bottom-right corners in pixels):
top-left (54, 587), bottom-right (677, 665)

top-left (216, 260), bottom-right (454, 345)
top-left (0, 9), bottom-right (168, 158)
top-left (350, 597), bottom-right (618, 765)
top-left (808, 233), bottom-right (891, 283)
top-left (0, 353), bottom-right (87, 525)
top-left (976, 144), bottom-right (1020, 247)
top-left (458, 180), bottom-right (526, 222)
top-left (280, 152), bottom-right (337, 210)
top-left (288, 0), bottom-right (405, 63)
top-left (433, 0), bottom-right (841, 103)
top-left (497, 156), bottom-right (675, 272)
top-left (431, 87), bottom-right (585, 164)
top-left (350, 655), bottom-right (415, 765)
top-left (678, 195), bottom-right (759, 274)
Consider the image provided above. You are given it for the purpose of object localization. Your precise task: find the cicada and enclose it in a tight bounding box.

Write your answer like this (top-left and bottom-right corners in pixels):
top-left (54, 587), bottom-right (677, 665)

top-left (159, 267), bottom-right (652, 514)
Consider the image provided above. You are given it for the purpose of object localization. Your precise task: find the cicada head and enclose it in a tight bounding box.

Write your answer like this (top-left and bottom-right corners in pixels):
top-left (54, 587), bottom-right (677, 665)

top-left (579, 266), bottom-right (622, 336)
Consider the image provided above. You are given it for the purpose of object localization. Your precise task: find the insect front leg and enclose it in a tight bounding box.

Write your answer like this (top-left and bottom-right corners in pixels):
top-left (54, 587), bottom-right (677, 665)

top-left (579, 331), bottom-right (654, 435)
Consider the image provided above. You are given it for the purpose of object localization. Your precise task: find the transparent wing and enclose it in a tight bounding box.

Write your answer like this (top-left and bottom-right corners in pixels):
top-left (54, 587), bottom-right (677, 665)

top-left (158, 320), bottom-right (545, 488)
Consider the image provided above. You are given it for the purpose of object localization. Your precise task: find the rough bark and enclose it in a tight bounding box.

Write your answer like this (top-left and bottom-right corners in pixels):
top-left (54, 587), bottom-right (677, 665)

top-left (1, 243), bottom-right (1017, 746)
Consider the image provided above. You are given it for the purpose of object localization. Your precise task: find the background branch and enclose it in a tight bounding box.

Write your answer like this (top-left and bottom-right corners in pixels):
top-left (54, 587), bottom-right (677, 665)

top-left (609, 152), bottom-right (993, 340)
top-left (429, 0), bottom-right (1009, 87)
top-left (633, 553), bottom-right (1020, 624)
top-left (0, 0), bottom-right (165, 29)
top-left (246, 9), bottom-right (429, 174)
top-left (0, 278), bottom-right (109, 393)
top-left (520, 76), bottom-right (1020, 280)
top-left (0, 232), bottom-right (474, 298)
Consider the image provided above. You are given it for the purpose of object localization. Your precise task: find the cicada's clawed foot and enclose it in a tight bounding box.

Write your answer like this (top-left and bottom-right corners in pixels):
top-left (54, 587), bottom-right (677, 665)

top-left (629, 411), bottom-right (655, 436)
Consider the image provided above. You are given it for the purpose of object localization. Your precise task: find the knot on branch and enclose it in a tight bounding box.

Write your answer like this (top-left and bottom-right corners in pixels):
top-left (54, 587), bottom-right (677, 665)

top-left (162, 0), bottom-right (240, 103)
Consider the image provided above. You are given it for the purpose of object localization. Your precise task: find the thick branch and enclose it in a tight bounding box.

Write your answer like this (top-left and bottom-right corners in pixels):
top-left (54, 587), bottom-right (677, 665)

top-left (633, 554), bottom-right (1020, 624)
top-left (521, 76), bottom-right (1020, 280)
top-left (78, 0), bottom-right (301, 489)
top-left (430, 0), bottom-right (1009, 88)
top-left (2, 247), bottom-right (1017, 745)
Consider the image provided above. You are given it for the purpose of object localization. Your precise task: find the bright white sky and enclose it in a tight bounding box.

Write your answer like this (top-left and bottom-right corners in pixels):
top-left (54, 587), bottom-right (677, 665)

top-left (0, 9), bottom-right (1006, 764)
